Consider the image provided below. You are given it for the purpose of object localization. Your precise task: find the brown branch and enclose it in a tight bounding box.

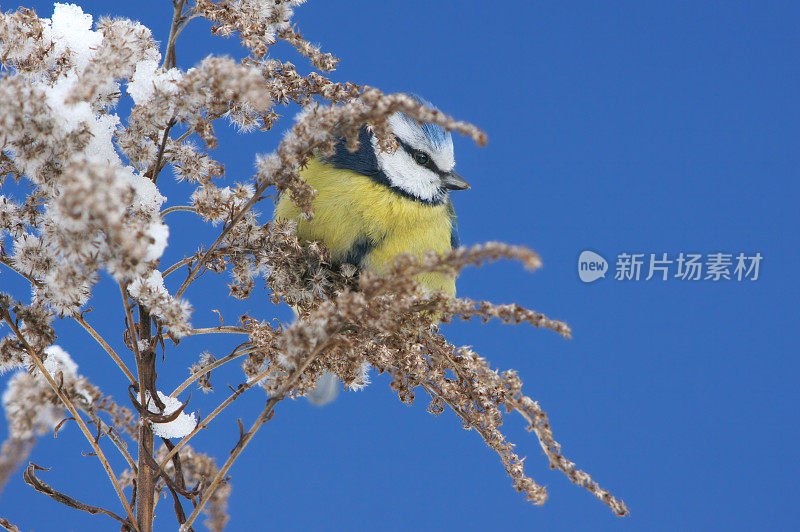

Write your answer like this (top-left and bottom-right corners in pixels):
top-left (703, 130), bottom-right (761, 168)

top-left (277, 25), bottom-right (339, 72)
top-left (157, 365), bottom-right (273, 471)
top-left (24, 463), bottom-right (129, 526)
top-left (139, 448), bottom-right (195, 529)
top-left (159, 325), bottom-right (336, 472)
top-left (0, 516), bottom-right (20, 532)
top-left (418, 381), bottom-right (547, 503)
top-left (175, 13), bottom-right (201, 36)
top-left (127, 385), bottom-right (190, 424)
top-left (147, 118), bottom-right (176, 185)
top-left (437, 348), bottom-right (627, 515)
top-left (162, 247), bottom-right (260, 278)
top-left (513, 401), bottom-right (629, 516)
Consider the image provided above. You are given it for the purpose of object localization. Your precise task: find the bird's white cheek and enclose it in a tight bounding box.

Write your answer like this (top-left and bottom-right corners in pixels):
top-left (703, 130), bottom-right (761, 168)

top-left (377, 151), bottom-right (440, 201)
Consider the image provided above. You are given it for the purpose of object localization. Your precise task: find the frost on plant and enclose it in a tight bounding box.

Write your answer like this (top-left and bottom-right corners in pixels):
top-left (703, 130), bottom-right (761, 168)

top-left (0, 2), bottom-right (627, 530)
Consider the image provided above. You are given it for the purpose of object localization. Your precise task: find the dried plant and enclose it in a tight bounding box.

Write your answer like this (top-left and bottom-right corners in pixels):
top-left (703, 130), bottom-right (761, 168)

top-left (0, 2), bottom-right (627, 530)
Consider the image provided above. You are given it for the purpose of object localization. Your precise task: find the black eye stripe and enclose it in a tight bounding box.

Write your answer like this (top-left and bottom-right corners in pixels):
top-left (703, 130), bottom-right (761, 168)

top-left (324, 127), bottom-right (447, 205)
top-left (395, 137), bottom-right (447, 176)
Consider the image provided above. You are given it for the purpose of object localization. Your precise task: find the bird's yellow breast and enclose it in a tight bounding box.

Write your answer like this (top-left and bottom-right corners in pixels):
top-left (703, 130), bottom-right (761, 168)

top-left (274, 158), bottom-right (456, 295)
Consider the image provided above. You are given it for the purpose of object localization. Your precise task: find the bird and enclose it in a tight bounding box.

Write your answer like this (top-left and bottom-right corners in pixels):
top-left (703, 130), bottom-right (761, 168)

top-left (274, 96), bottom-right (469, 405)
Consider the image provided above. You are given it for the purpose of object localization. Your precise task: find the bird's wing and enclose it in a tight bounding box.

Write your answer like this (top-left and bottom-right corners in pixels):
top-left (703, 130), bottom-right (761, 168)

top-left (341, 235), bottom-right (376, 270)
top-left (447, 199), bottom-right (460, 249)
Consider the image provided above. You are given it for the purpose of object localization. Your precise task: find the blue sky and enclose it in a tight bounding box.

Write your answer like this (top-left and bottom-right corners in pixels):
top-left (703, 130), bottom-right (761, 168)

top-left (2, 1), bottom-right (798, 530)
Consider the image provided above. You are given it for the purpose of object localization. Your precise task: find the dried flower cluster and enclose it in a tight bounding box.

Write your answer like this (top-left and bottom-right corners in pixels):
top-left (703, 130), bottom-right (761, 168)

top-left (0, 2), bottom-right (626, 530)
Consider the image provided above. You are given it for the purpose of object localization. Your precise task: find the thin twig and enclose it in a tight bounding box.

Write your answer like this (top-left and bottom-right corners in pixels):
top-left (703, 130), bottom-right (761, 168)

top-left (134, 307), bottom-right (158, 532)
top-left (438, 350), bottom-right (627, 515)
top-left (1, 311), bottom-right (139, 531)
top-left (162, 255), bottom-right (198, 278)
top-left (119, 283), bottom-right (141, 362)
top-left (148, 118), bottom-right (176, 185)
top-left (418, 379), bottom-right (546, 499)
top-left (74, 315), bottom-right (137, 385)
top-left (163, 0), bottom-right (188, 70)
top-left (184, 326), bottom-right (249, 336)
top-left (170, 345), bottom-right (259, 398)
top-left (0, 516), bottom-right (20, 532)
top-left (0, 256), bottom-right (36, 284)
top-left (159, 333), bottom-right (329, 471)
top-left (162, 247), bottom-right (260, 278)
top-left (513, 402), bottom-right (629, 516)
top-left (161, 439), bottom-right (193, 499)
top-left (173, 129), bottom-right (193, 145)
top-left (82, 410), bottom-right (138, 473)
top-left (160, 205), bottom-right (197, 216)
top-left (175, 12), bottom-right (201, 37)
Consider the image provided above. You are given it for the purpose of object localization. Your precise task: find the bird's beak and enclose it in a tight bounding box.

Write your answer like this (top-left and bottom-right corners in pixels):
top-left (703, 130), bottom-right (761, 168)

top-left (441, 171), bottom-right (470, 191)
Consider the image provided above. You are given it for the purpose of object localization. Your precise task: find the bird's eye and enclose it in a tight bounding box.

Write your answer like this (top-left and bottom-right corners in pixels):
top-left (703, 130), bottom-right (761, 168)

top-left (413, 151), bottom-right (430, 166)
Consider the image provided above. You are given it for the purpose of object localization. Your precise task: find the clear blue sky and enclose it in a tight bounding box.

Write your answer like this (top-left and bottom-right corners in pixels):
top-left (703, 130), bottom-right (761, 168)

top-left (2, 1), bottom-right (798, 530)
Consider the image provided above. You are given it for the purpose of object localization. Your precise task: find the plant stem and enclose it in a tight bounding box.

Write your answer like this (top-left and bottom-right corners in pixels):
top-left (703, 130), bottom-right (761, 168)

top-left (135, 306), bottom-right (156, 532)
top-left (130, 2), bottom-right (190, 526)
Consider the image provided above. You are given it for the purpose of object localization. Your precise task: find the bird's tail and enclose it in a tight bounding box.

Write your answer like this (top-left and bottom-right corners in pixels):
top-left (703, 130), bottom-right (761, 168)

top-left (291, 305), bottom-right (341, 406)
top-left (306, 371), bottom-right (340, 406)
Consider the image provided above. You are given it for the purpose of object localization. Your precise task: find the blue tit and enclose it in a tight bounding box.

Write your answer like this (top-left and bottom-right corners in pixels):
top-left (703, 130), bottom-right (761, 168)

top-left (275, 98), bottom-right (468, 295)
top-left (274, 97), bottom-right (469, 404)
